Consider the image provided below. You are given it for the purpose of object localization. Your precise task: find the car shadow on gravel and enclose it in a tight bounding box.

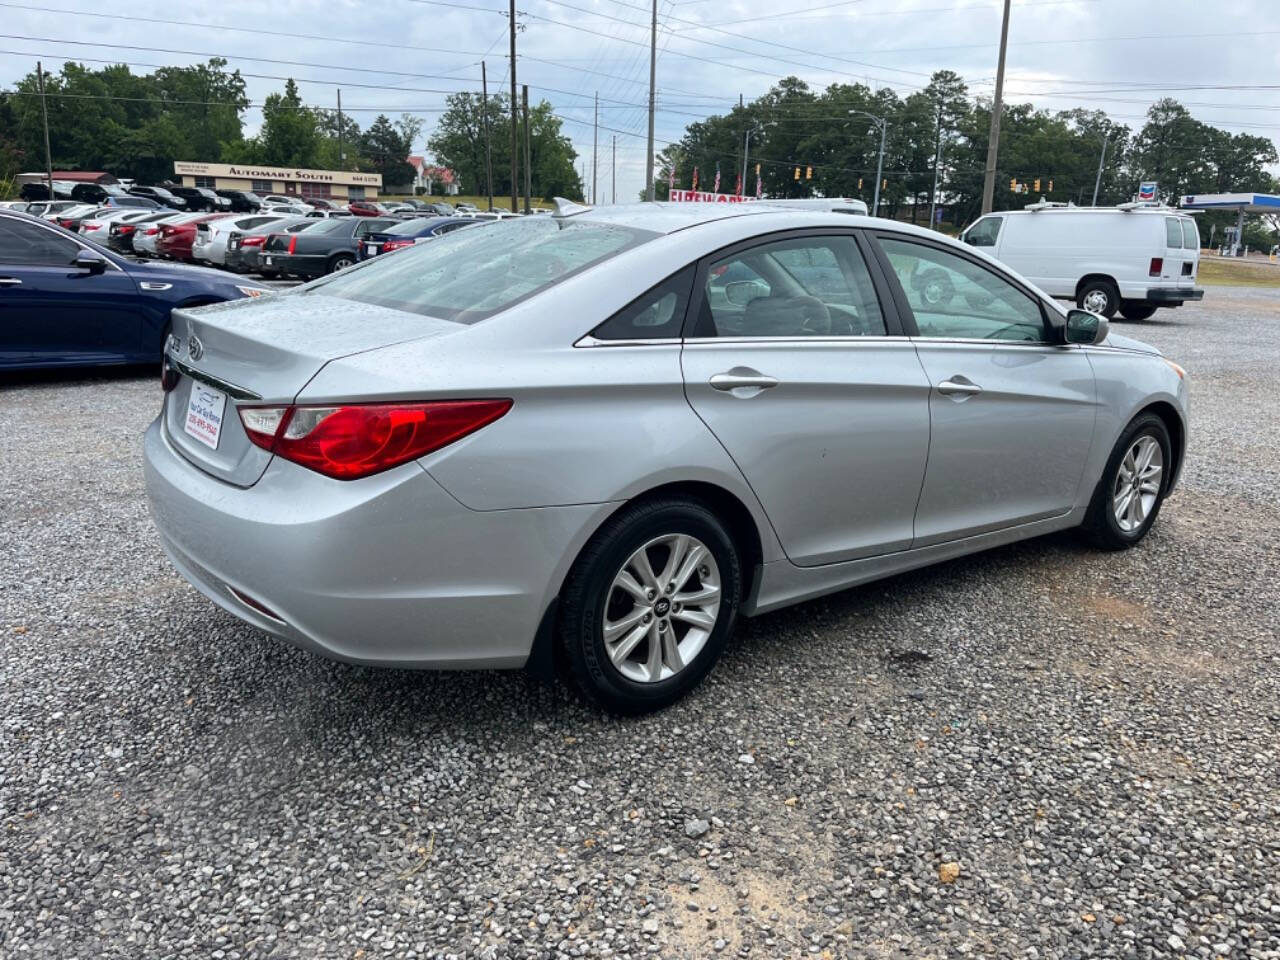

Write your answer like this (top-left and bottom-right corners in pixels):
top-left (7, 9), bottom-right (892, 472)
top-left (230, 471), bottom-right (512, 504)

top-left (0, 365), bottom-right (154, 390)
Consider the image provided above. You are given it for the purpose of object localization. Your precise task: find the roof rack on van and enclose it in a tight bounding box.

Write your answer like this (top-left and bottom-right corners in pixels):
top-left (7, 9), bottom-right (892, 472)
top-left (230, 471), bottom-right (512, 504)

top-left (1116, 200), bottom-right (1175, 212)
top-left (1024, 199), bottom-right (1072, 211)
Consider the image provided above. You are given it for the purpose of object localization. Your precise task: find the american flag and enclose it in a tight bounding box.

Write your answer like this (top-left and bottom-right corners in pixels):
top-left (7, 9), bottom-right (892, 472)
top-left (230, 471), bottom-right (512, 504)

top-left (713, 162), bottom-right (721, 194)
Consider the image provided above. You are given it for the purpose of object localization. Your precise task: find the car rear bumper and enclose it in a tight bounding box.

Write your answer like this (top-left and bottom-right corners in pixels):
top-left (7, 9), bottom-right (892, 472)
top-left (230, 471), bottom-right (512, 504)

top-left (192, 241), bottom-right (225, 265)
top-left (143, 416), bottom-right (605, 669)
top-left (260, 252), bottom-right (328, 276)
top-left (1146, 287), bottom-right (1204, 304)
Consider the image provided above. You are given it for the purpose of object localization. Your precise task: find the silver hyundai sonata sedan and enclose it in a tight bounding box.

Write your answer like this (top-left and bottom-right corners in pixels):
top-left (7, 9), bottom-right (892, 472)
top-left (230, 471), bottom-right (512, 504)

top-left (144, 202), bottom-right (1189, 713)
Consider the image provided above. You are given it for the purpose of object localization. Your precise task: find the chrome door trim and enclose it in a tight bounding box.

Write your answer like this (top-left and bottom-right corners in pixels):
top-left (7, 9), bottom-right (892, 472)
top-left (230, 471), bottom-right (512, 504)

top-left (574, 334), bottom-right (683, 348)
top-left (682, 335), bottom-right (912, 347)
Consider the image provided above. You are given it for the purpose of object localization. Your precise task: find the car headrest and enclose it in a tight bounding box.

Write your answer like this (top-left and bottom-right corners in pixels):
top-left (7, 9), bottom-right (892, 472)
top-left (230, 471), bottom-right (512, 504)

top-left (742, 295), bottom-right (831, 336)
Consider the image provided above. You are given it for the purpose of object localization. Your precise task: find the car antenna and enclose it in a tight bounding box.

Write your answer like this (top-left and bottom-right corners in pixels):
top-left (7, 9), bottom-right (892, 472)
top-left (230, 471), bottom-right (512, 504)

top-left (552, 197), bottom-right (592, 218)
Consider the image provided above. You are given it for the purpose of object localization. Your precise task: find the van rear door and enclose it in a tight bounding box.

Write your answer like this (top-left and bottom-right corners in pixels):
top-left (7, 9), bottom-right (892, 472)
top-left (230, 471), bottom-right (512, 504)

top-left (1178, 217), bottom-right (1200, 286)
top-left (1163, 216), bottom-right (1198, 289)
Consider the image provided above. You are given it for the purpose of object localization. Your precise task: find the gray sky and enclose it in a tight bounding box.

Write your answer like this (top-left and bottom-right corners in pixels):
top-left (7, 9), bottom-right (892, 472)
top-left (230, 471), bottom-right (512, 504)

top-left (2, 0), bottom-right (1277, 199)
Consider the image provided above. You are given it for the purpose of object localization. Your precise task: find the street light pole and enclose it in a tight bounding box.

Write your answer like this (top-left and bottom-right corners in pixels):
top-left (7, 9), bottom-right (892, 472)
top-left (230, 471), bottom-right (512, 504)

top-left (741, 127), bottom-right (751, 195)
top-left (848, 109), bottom-right (887, 218)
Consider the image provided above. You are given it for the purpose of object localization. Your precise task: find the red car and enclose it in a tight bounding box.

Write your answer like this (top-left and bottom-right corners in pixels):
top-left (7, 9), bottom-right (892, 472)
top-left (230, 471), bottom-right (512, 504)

top-left (347, 200), bottom-right (389, 217)
top-left (155, 213), bottom-right (233, 261)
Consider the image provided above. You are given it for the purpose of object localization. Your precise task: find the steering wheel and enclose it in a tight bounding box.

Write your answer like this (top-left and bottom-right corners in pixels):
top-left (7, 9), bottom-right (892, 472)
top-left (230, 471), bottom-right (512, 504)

top-left (793, 296), bottom-right (833, 336)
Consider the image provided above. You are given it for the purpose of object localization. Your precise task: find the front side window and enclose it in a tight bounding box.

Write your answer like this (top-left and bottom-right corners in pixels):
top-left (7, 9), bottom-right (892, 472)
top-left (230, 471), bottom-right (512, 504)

top-left (1165, 217), bottom-right (1184, 249)
top-left (964, 216), bottom-right (1003, 247)
top-left (694, 235), bottom-right (886, 338)
top-left (0, 217), bottom-right (82, 266)
top-left (879, 237), bottom-right (1047, 343)
top-left (309, 216), bottom-right (656, 324)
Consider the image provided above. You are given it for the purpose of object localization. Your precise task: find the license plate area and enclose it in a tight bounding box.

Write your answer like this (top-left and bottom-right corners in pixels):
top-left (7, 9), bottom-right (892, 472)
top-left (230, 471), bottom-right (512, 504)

top-left (184, 385), bottom-right (227, 449)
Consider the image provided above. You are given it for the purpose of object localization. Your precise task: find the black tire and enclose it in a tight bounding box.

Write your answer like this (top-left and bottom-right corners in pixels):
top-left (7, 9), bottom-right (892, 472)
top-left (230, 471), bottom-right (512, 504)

top-left (328, 254), bottom-right (355, 274)
top-left (558, 498), bottom-right (743, 714)
top-left (916, 269), bottom-right (955, 307)
top-left (1077, 278), bottom-right (1120, 319)
top-left (1082, 412), bottom-right (1172, 550)
top-left (1119, 301), bottom-right (1158, 321)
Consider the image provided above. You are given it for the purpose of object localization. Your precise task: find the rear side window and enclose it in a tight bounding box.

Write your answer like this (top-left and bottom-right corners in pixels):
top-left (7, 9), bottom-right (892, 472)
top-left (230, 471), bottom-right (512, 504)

top-left (309, 216), bottom-right (656, 324)
top-left (0, 216), bottom-right (81, 265)
top-left (1165, 218), bottom-right (1183, 248)
top-left (1180, 219), bottom-right (1199, 250)
top-left (591, 267), bottom-right (695, 341)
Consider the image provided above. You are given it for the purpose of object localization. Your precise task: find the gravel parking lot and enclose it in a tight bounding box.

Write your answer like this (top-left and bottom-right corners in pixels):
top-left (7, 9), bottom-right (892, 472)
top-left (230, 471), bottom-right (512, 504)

top-left (3, 288), bottom-right (1279, 959)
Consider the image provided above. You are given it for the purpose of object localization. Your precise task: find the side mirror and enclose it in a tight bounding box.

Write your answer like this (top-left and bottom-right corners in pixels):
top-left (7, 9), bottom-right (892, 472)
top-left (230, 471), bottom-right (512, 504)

top-left (1064, 308), bottom-right (1108, 345)
top-left (72, 249), bottom-right (109, 275)
top-left (724, 279), bottom-right (768, 307)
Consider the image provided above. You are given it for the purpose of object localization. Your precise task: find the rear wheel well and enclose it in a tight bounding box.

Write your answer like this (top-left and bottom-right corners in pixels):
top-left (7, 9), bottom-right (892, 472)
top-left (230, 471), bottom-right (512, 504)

top-left (1136, 400), bottom-right (1185, 491)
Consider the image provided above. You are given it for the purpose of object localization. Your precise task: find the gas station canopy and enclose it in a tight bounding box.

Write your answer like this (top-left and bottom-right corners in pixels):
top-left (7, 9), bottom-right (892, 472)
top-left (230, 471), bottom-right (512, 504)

top-left (1179, 193), bottom-right (1280, 213)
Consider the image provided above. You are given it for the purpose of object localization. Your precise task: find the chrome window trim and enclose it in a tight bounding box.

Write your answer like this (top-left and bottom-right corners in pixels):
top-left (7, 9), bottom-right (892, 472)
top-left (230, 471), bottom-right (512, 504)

top-left (575, 334), bottom-right (683, 348)
top-left (577, 334), bottom-right (915, 348)
top-left (906, 336), bottom-right (1069, 348)
top-left (166, 355), bottom-right (262, 401)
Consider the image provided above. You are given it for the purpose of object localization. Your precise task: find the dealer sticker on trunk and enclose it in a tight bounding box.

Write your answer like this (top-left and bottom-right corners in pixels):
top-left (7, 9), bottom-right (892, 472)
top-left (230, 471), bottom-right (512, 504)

top-left (184, 385), bottom-right (227, 450)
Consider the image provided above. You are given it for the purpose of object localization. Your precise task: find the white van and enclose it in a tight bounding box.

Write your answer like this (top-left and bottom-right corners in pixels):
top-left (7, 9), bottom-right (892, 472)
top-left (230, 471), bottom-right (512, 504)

top-left (960, 202), bottom-right (1204, 320)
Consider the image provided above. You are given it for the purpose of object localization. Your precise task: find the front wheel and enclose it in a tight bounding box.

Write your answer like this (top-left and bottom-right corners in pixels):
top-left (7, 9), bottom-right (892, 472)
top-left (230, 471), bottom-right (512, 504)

top-left (1078, 279), bottom-right (1120, 319)
top-left (558, 499), bottom-right (742, 714)
top-left (1082, 413), bottom-right (1172, 550)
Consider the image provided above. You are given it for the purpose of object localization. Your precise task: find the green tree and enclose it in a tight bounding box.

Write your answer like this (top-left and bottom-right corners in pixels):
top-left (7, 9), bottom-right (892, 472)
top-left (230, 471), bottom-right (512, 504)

top-left (257, 79), bottom-right (321, 167)
top-left (361, 113), bottom-right (415, 187)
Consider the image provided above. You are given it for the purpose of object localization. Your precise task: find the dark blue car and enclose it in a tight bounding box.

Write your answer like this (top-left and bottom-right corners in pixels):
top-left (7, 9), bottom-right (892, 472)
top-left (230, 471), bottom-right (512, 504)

top-left (356, 216), bottom-right (479, 261)
top-left (0, 210), bottom-right (268, 370)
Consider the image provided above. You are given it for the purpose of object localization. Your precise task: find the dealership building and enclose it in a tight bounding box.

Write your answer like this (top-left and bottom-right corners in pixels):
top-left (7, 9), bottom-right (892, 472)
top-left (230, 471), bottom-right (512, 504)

top-left (172, 162), bottom-right (383, 202)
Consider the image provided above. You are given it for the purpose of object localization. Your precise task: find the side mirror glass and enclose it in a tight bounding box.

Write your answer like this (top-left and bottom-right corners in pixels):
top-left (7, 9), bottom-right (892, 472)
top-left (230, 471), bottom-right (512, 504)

top-left (72, 249), bottom-right (109, 275)
top-left (1064, 308), bottom-right (1108, 345)
top-left (724, 279), bottom-right (768, 307)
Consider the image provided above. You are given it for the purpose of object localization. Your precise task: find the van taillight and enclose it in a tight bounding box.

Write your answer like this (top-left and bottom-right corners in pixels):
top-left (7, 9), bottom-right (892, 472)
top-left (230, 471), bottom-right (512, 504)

top-left (1149, 257), bottom-right (1163, 277)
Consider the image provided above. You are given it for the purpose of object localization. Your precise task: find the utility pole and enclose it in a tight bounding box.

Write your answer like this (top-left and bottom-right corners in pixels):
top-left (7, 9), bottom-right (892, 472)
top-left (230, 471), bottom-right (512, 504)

top-left (592, 91), bottom-right (598, 206)
top-left (872, 121), bottom-right (886, 217)
top-left (36, 61), bottom-right (53, 202)
top-left (336, 89), bottom-right (345, 168)
top-left (522, 84), bottom-right (532, 214)
top-left (644, 0), bottom-right (657, 201)
top-left (1091, 134), bottom-right (1108, 207)
top-left (612, 135), bottom-right (616, 204)
top-left (929, 104), bottom-right (943, 229)
top-left (481, 61), bottom-right (494, 211)
top-left (980, 0), bottom-right (1011, 215)
top-left (509, 0), bottom-right (519, 214)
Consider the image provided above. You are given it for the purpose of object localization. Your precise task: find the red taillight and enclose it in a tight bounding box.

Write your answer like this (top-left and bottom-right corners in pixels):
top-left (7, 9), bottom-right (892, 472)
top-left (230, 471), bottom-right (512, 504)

top-left (83, 222), bottom-right (102, 231)
top-left (383, 238), bottom-right (413, 252)
top-left (237, 400), bottom-right (513, 480)
top-left (242, 235), bottom-right (265, 247)
top-left (1149, 257), bottom-right (1163, 277)
top-left (145, 227), bottom-right (159, 236)
top-left (118, 225), bottom-right (136, 235)
top-left (287, 235), bottom-right (297, 254)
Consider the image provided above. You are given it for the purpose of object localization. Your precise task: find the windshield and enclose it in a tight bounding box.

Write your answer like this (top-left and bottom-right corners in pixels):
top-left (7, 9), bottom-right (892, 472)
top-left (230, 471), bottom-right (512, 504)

top-left (308, 216), bottom-right (656, 323)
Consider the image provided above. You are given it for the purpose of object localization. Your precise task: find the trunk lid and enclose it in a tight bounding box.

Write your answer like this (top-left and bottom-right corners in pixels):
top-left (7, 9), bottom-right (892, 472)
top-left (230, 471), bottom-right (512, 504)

top-left (162, 294), bottom-right (464, 486)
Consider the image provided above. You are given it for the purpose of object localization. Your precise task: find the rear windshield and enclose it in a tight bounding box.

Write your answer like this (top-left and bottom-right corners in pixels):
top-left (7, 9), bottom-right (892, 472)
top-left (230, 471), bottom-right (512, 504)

top-left (1165, 217), bottom-right (1183, 248)
top-left (385, 218), bottom-right (440, 236)
top-left (308, 216), bottom-right (657, 323)
top-left (1180, 218), bottom-right (1199, 250)
top-left (303, 218), bottom-right (351, 235)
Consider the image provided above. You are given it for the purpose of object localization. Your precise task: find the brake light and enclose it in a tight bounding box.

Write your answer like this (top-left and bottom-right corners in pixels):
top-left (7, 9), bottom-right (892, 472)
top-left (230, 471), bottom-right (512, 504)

top-left (242, 235), bottom-right (265, 247)
top-left (83, 222), bottom-right (102, 231)
top-left (287, 234), bottom-right (297, 255)
top-left (118, 225), bottom-right (136, 235)
top-left (238, 400), bottom-right (513, 480)
top-left (1149, 257), bottom-right (1163, 277)
top-left (145, 227), bottom-right (159, 236)
top-left (382, 238), bottom-right (413, 252)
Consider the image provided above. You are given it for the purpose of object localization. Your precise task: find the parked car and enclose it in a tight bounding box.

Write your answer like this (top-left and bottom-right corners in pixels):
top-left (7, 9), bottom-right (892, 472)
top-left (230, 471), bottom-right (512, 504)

top-left (224, 217), bottom-right (317, 276)
top-left (128, 185), bottom-right (188, 211)
top-left (304, 209), bottom-right (353, 219)
top-left (262, 202), bottom-right (312, 216)
top-left (356, 216), bottom-right (478, 260)
top-left (67, 182), bottom-right (130, 205)
top-left (106, 211), bottom-right (176, 255)
top-left (305, 197), bottom-right (339, 211)
top-left (133, 212), bottom-right (201, 258)
top-left (259, 195), bottom-right (313, 212)
top-left (425, 200), bottom-right (456, 216)
top-left (19, 180), bottom-right (76, 201)
top-left (141, 203), bottom-right (1189, 713)
top-left (193, 213), bottom-right (295, 268)
top-left (156, 213), bottom-right (234, 261)
top-left (346, 200), bottom-right (390, 217)
top-left (260, 216), bottom-right (396, 278)
top-left (26, 200), bottom-right (80, 219)
top-left (0, 209), bottom-right (267, 370)
top-left (165, 185), bottom-right (231, 212)
top-left (103, 195), bottom-right (163, 210)
top-left (0, 201), bottom-right (29, 211)
top-left (216, 190), bottom-right (264, 213)
top-left (960, 202), bottom-right (1204, 320)
top-left (52, 204), bottom-right (105, 231)
top-left (76, 208), bottom-right (142, 239)
top-left (454, 201), bottom-right (478, 213)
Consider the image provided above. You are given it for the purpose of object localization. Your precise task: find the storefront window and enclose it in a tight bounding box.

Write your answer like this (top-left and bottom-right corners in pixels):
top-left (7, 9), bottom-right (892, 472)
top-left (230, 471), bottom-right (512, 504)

top-left (348, 186), bottom-right (366, 200)
top-left (299, 182), bottom-right (331, 200)
top-left (251, 180), bottom-right (272, 194)
top-left (193, 176), bottom-right (215, 189)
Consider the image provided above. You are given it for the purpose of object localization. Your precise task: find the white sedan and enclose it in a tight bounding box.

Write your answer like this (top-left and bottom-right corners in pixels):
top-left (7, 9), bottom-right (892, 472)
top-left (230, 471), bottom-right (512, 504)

top-left (192, 213), bottom-right (298, 267)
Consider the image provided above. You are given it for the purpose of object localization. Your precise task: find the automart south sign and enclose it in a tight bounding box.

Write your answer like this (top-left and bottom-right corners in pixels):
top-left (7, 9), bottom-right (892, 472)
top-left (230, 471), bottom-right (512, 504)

top-left (173, 161), bottom-right (382, 187)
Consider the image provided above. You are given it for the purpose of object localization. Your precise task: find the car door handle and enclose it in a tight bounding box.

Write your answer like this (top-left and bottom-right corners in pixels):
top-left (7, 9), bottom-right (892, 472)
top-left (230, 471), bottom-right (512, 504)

top-left (0, 277), bottom-right (21, 287)
top-left (710, 370), bottom-right (779, 392)
top-left (937, 377), bottom-right (983, 396)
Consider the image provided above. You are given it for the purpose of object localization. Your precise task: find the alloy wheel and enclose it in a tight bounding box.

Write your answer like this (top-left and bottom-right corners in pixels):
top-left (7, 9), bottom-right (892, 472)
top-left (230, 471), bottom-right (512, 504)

top-left (602, 534), bottom-right (721, 683)
top-left (1112, 435), bottom-right (1163, 532)
top-left (1083, 289), bottom-right (1111, 314)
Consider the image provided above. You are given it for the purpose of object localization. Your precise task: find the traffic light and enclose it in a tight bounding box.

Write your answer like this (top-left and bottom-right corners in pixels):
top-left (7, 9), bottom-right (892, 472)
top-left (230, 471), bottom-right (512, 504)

top-left (1034, 178), bottom-right (1041, 192)
top-left (858, 178), bottom-right (863, 190)
top-left (1048, 179), bottom-right (1054, 192)
top-left (755, 163), bottom-right (761, 176)
top-left (882, 179), bottom-right (887, 191)
top-left (794, 166), bottom-right (800, 181)
top-left (805, 166), bottom-right (812, 180)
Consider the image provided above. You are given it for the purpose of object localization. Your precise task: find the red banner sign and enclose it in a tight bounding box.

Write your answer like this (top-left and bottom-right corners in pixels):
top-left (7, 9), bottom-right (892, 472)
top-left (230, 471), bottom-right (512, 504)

top-left (668, 190), bottom-right (756, 204)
